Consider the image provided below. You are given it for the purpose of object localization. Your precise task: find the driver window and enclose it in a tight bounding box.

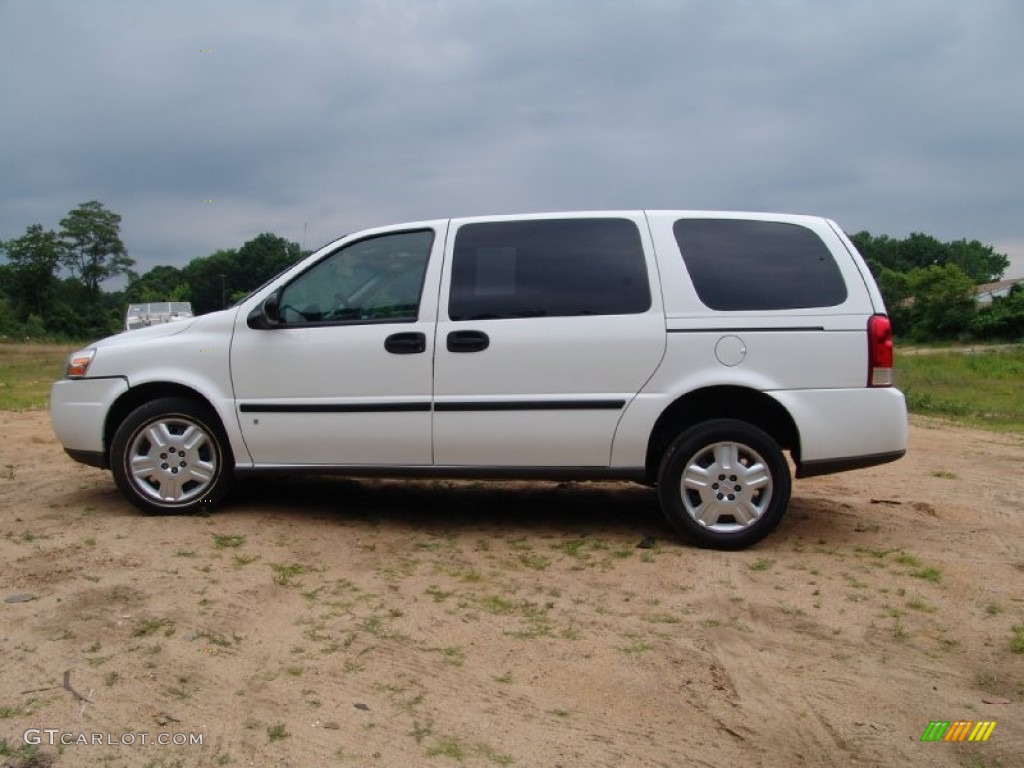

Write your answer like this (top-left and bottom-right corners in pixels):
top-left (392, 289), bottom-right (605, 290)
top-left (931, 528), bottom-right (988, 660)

top-left (279, 230), bottom-right (433, 324)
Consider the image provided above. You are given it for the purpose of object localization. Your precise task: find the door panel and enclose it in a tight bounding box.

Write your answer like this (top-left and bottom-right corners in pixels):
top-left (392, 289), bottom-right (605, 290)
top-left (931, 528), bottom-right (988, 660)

top-left (231, 226), bottom-right (444, 465)
top-left (432, 215), bottom-right (666, 467)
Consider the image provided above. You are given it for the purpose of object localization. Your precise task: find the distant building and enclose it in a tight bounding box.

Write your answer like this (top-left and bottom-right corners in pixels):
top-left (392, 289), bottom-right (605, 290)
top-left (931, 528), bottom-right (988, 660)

top-left (974, 279), bottom-right (1024, 304)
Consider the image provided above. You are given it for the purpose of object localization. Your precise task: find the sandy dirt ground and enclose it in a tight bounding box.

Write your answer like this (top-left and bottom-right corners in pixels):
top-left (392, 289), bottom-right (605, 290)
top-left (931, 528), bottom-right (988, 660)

top-left (1, 411), bottom-right (1022, 768)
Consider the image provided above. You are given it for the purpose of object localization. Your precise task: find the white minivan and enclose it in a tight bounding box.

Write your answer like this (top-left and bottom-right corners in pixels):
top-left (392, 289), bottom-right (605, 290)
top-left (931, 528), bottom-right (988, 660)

top-left (51, 211), bottom-right (907, 549)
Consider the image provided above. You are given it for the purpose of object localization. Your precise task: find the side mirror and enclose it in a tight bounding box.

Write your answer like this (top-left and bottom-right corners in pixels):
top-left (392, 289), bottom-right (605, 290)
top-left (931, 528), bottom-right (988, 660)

top-left (246, 290), bottom-right (282, 329)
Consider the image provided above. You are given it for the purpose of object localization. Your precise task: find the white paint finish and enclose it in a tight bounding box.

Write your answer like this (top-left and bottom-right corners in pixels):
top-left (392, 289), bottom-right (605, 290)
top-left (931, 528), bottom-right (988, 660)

top-left (431, 212), bottom-right (666, 466)
top-left (228, 223), bottom-right (447, 465)
top-left (433, 409), bottom-right (628, 467)
top-left (49, 376), bottom-right (129, 452)
top-left (771, 387), bottom-right (908, 461)
top-left (230, 326), bottom-right (434, 465)
top-left (642, 328), bottom-right (868, 395)
top-left (93, 311), bottom-right (249, 463)
top-left (239, 411), bottom-right (432, 465)
top-left (49, 210), bottom-right (908, 484)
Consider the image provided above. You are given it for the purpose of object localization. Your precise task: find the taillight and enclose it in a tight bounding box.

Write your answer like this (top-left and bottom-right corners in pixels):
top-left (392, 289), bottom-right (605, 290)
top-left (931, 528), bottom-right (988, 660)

top-left (867, 314), bottom-right (893, 387)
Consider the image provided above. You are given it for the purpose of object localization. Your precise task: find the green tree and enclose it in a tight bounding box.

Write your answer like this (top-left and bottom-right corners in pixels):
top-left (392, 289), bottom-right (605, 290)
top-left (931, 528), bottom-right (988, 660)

top-left (182, 234), bottom-right (302, 314)
top-left (124, 265), bottom-right (191, 304)
top-left (46, 278), bottom-right (123, 339)
top-left (183, 249), bottom-right (237, 314)
top-left (945, 239), bottom-right (1009, 284)
top-left (59, 201), bottom-right (135, 293)
top-left (970, 284), bottom-right (1024, 339)
top-left (852, 231), bottom-right (1008, 284)
top-left (0, 224), bottom-right (62, 319)
top-left (850, 231), bottom-right (899, 276)
top-left (876, 268), bottom-right (912, 335)
top-left (904, 264), bottom-right (976, 340)
top-left (0, 295), bottom-right (21, 338)
top-left (236, 233), bottom-right (303, 279)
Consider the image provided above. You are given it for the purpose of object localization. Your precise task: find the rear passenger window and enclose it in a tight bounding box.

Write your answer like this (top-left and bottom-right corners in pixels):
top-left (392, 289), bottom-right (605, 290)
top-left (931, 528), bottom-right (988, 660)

top-left (449, 219), bottom-right (650, 320)
top-left (673, 219), bottom-right (847, 310)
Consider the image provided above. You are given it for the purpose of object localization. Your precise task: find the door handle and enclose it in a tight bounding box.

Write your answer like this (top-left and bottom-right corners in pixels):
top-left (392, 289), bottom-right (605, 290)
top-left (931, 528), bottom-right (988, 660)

top-left (447, 330), bottom-right (490, 353)
top-left (384, 332), bottom-right (426, 354)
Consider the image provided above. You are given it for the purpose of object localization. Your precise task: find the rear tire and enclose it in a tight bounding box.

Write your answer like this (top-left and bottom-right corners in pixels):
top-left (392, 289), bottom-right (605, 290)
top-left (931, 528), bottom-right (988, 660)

top-left (111, 397), bottom-right (233, 515)
top-left (657, 419), bottom-right (790, 550)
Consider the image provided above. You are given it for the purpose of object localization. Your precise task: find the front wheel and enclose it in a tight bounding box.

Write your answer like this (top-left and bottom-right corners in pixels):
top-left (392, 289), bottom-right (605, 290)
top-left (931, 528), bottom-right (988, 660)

top-left (657, 419), bottom-right (791, 550)
top-left (111, 397), bottom-right (233, 515)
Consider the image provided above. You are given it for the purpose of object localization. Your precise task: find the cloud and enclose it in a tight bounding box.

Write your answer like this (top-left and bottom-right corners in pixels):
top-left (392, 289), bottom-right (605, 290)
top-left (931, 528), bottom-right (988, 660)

top-left (1, 0), bottom-right (1022, 277)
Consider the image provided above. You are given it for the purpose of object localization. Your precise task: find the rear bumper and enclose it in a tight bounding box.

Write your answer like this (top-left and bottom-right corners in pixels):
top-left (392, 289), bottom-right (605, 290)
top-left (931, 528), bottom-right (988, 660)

top-left (771, 386), bottom-right (908, 474)
top-left (796, 449), bottom-right (906, 478)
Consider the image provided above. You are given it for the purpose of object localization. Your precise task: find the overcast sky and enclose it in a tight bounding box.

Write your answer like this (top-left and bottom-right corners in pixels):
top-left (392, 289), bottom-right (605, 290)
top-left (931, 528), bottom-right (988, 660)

top-left (2, 0), bottom-right (1023, 281)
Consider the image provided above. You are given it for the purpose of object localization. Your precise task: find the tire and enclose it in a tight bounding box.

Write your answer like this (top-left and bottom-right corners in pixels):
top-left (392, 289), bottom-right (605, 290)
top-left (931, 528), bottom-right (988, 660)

top-left (657, 419), bottom-right (791, 550)
top-left (110, 397), bottom-right (233, 515)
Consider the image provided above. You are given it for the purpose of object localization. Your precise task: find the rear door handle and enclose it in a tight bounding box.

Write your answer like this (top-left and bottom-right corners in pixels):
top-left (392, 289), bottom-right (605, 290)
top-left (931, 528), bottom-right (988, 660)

top-left (384, 332), bottom-right (426, 354)
top-left (447, 330), bottom-right (490, 353)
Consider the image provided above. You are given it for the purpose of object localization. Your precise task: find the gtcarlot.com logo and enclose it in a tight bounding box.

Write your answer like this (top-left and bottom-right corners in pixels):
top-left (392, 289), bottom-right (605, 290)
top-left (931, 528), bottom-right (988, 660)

top-left (920, 720), bottom-right (997, 743)
top-left (24, 729), bottom-right (203, 747)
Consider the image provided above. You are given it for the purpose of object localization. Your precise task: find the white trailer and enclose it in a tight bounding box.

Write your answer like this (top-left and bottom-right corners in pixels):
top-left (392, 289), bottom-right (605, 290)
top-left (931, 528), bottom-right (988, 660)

top-left (124, 302), bottom-right (194, 331)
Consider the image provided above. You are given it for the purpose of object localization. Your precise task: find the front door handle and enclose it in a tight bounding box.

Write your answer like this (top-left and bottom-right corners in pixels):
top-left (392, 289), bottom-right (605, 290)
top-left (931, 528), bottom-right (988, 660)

top-left (447, 330), bottom-right (490, 353)
top-left (385, 332), bottom-right (426, 354)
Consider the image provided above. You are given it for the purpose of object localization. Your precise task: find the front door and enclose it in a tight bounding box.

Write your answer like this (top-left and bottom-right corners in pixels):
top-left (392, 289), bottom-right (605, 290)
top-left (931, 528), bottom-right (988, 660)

top-left (231, 226), bottom-right (444, 466)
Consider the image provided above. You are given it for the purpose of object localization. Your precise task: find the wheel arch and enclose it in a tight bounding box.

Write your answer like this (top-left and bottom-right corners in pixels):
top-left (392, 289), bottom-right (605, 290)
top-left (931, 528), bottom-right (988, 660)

top-left (644, 385), bottom-right (800, 483)
top-left (103, 382), bottom-right (229, 467)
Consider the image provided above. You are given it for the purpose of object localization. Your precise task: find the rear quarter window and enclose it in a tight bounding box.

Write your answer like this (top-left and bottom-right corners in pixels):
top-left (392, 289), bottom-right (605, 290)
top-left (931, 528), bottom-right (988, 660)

top-left (673, 219), bottom-right (847, 310)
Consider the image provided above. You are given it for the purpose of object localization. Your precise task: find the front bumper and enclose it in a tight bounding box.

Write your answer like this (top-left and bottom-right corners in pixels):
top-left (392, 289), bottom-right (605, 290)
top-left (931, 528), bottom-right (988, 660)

top-left (50, 376), bottom-right (129, 467)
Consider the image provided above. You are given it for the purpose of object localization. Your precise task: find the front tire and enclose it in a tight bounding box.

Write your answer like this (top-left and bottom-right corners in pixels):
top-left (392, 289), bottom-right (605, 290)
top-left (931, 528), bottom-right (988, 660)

top-left (657, 419), bottom-right (791, 550)
top-left (111, 397), bottom-right (233, 515)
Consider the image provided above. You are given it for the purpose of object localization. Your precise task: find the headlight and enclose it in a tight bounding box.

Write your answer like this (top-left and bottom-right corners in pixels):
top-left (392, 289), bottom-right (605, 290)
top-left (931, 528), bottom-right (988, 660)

top-left (66, 348), bottom-right (96, 378)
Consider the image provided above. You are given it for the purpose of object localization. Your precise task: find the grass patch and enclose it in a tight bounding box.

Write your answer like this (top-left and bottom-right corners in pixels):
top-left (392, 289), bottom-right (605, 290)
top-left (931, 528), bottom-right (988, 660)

top-left (0, 343), bottom-right (76, 410)
top-left (0, 738), bottom-right (49, 766)
top-left (895, 552), bottom-right (920, 567)
top-left (423, 646), bottom-right (465, 666)
top-left (132, 617), bottom-right (176, 637)
top-left (518, 552), bottom-right (551, 570)
top-left (480, 595), bottom-right (516, 614)
top-left (1011, 624), bottom-right (1024, 654)
top-left (426, 735), bottom-right (465, 761)
top-left (269, 562), bottom-right (310, 586)
top-left (476, 742), bottom-right (515, 765)
top-left (0, 699), bottom-right (42, 719)
top-left (896, 346), bottom-right (1024, 430)
top-left (906, 596), bottom-right (937, 613)
top-left (910, 566), bottom-right (942, 583)
top-left (212, 533), bottom-right (246, 550)
top-left (617, 635), bottom-right (654, 655)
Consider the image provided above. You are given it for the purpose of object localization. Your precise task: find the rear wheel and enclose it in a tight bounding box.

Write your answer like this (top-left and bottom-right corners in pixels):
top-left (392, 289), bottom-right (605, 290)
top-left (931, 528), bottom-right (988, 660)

top-left (658, 419), bottom-right (790, 549)
top-left (111, 397), bottom-right (233, 515)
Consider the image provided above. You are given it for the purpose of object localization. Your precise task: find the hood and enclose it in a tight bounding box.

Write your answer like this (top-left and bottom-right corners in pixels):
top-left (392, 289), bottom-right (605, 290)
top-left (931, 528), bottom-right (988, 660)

top-left (92, 317), bottom-right (197, 349)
